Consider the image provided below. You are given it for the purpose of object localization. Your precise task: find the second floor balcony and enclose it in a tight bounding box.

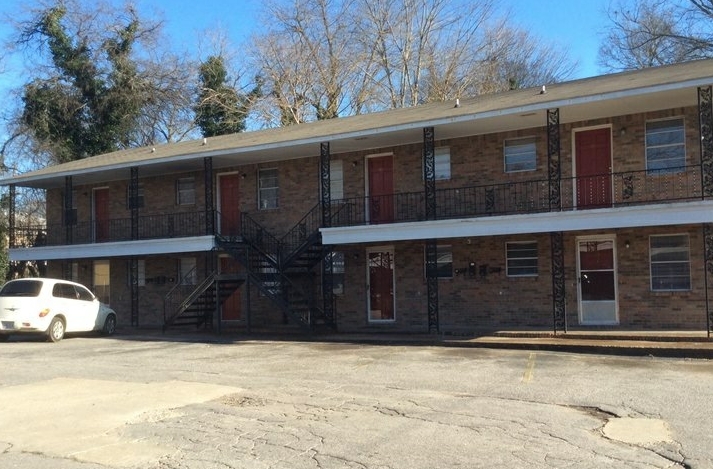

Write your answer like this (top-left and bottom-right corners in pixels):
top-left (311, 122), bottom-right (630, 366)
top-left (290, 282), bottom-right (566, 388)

top-left (10, 165), bottom-right (706, 249)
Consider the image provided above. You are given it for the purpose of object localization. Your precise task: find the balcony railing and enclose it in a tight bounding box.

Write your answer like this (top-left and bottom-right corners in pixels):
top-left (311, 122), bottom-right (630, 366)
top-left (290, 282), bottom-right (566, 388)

top-left (9, 165), bottom-right (705, 249)
top-left (331, 165), bottom-right (703, 227)
top-left (13, 210), bottom-right (213, 248)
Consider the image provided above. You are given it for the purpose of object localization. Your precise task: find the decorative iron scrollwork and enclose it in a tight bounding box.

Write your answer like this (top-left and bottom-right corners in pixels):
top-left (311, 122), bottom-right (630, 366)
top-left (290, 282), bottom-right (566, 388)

top-left (8, 185), bottom-right (15, 248)
top-left (699, 86), bottom-right (713, 197)
top-left (704, 224), bottom-right (713, 335)
top-left (423, 127), bottom-right (436, 221)
top-left (322, 250), bottom-right (335, 328)
top-left (130, 257), bottom-right (139, 327)
top-left (547, 108), bottom-right (562, 210)
top-left (130, 167), bottom-right (139, 240)
top-left (204, 157), bottom-right (214, 235)
top-left (622, 175), bottom-right (634, 200)
top-left (485, 188), bottom-right (495, 212)
top-left (425, 239), bottom-right (439, 333)
top-left (320, 142), bottom-right (332, 228)
top-left (551, 231), bottom-right (566, 332)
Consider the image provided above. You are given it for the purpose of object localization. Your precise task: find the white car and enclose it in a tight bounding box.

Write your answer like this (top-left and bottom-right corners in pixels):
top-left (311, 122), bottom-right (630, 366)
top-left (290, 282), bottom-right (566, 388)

top-left (0, 278), bottom-right (117, 342)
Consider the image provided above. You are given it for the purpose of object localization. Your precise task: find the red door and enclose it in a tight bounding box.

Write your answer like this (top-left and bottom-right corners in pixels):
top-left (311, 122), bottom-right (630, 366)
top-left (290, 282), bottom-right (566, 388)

top-left (368, 155), bottom-right (394, 223)
top-left (368, 249), bottom-right (395, 321)
top-left (575, 128), bottom-right (612, 208)
top-left (93, 188), bottom-right (110, 242)
top-left (219, 174), bottom-right (241, 235)
top-left (220, 257), bottom-right (242, 321)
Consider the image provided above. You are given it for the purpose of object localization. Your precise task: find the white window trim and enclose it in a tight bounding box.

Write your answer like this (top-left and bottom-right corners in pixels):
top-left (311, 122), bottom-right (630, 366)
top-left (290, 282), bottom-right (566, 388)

top-left (649, 233), bottom-right (691, 292)
top-left (506, 241), bottom-right (538, 277)
top-left (504, 136), bottom-right (537, 173)
top-left (645, 117), bottom-right (686, 172)
top-left (258, 168), bottom-right (279, 210)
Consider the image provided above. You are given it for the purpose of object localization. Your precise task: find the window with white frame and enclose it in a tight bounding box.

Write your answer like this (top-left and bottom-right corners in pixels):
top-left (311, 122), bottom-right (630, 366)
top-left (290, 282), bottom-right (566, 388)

top-left (646, 118), bottom-right (685, 172)
top-left (504, 137), bottom-right (537, 172)
top-left (330, 160), bottom-right (344, 200)
top-left (179, 257), bottom-right (196, 285)
top-left (176, 177), bottom-right (196, 205)
top-left (127, 259), bottom-right (146, 287)
top-left (650, 234), bottom-right (690, 291)
top-left (423, 147), bottom-right (451, 180)
top-left (424, 245), bottom-right (453, 278)
top-left (506, 241), bottom-right (538, 277)
top-left (258, 168), bottom-right (279, 209)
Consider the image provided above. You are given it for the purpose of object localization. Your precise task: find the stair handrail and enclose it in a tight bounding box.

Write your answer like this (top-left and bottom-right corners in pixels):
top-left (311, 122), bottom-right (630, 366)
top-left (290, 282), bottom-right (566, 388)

top-left (239, 212), bottom-right (281, 266)
top-left (163, 268), bottom-right (217, 327)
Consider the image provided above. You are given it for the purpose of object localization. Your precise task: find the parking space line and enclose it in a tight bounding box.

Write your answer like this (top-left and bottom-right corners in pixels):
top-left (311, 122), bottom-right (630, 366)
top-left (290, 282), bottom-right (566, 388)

top-left (521, 352), bottom-right (536, 383)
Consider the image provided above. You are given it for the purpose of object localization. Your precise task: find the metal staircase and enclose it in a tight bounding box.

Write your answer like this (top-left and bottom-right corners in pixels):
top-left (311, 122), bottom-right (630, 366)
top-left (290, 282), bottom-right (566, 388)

top-left (163, 268), bottom-right (245, 331)
top-left (215, 205), bottom-right (335, 332)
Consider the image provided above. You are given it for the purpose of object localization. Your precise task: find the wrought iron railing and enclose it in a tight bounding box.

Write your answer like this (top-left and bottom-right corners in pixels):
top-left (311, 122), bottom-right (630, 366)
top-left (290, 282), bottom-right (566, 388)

top-left (10, 165), bottom-right (706, 248)
top-left (14, 210), bottom-right (214, 248)
top-left (330, 165), bottom-right (703, 227)
top-left (163, 267), bottom-right (215, 328)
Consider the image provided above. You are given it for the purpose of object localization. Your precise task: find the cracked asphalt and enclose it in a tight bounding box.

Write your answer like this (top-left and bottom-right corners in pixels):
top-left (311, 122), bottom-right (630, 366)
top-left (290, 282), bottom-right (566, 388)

top-left (0, 334), bottom-right (712, 469)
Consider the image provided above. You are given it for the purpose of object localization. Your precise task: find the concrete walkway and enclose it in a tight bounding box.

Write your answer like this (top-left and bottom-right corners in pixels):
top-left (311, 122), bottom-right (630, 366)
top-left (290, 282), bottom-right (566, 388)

top-left (128, 327), bottom-right (713, 359)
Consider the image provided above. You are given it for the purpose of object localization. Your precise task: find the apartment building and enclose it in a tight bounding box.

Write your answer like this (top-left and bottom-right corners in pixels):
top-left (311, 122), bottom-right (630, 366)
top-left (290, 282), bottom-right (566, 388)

top-left (3, 59), bottom-right (713, 335)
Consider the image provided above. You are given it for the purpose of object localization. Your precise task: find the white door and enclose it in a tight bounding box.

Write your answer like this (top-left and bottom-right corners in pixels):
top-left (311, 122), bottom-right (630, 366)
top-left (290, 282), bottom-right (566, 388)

top-left (577, 237), bottom-right (618, 325)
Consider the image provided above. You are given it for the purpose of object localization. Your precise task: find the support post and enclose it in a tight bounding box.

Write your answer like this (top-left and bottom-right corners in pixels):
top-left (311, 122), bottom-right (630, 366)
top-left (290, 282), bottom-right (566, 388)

top-left (204, 157), bottom-right (215, 235)
top-left (64, 176), bottom-right (74, 245)
top-left (423, 127), bottom-right (439, 333)
top-left (699, 86), bottom-right (713, 197)
top-left (129, 167), bottom-right (139, 240)
top-left (704, 224), bottom-right (713, 337)
top-left (130, 257), bottom-right (139, 327)
top-left (551, 231), bottom-right (566, 333)
top-left (319, 142), bottom-right (335, 328)
top-left (320, 142), bottom-right (331, 227)
top-left (547, 108), bottom-right (562, 210)
top-left (8, 184), bottom-right (16, 249)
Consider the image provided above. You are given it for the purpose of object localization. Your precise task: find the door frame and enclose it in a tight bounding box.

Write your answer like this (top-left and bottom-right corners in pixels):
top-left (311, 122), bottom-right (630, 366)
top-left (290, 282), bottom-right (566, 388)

top-left (364, 152), bottom-right (394, 224)
top-left (571, 124), bottom-right (613, 209)
top-left (575, 234), bottom-right (619, 325)
top-left (216, 171), bottom-right (241, 235)
top-left (366, 245), bottom-right (396, 323)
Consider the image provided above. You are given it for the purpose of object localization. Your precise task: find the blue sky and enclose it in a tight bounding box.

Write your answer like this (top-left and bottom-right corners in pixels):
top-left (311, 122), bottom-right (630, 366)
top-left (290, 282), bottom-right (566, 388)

top-left (0, 0), bottom-right (611, 108)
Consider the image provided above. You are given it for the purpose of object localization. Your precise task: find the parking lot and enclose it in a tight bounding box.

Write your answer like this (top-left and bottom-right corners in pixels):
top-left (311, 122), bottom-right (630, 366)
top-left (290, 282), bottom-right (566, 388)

top-left (1, 333), bottom-right (712, 469)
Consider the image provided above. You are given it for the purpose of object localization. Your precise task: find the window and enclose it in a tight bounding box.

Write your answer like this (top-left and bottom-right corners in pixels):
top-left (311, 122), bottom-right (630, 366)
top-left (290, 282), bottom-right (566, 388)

top-left (328, 251), bottom-right (345, 294)
top-left (126, 184), bottom-right (145, 209)
top-left (176, 177), bottom-right (196, 205)
top-left (506, 241), bottom-right (538, 277)
top-left (646, 118), bottom-right (685, 172)
top-left (331, 160), bottom-right (344, 200)
top-left (425, 245), bottom-right (453, 278)
top-left (650, 235), bottom-right (690, 291)
top-left (423, 147), bottom-right (451, 180)
top-left (504, 137), bottom-right (536, 172)
top-left (179, 258), bottom-right (197, 285)
top-left (258, 168), bottom-right (279, 209)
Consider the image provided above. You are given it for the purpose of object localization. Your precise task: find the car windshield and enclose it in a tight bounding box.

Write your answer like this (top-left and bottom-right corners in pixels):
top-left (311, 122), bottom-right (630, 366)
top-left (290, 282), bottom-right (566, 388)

top-left (0, 280), bottom-right (43, 297)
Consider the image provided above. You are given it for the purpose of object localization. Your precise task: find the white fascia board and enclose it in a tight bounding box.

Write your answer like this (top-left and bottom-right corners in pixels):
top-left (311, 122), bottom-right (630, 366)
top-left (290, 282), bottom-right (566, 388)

top-left (9, 236), bottom-right (215, 262)
top-left (320, 201), bottom-right (713, 244)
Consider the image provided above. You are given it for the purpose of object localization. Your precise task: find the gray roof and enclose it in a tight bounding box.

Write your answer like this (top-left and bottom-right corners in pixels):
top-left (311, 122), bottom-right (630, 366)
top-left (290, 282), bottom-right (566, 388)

top-left (3, 58), bottom-right (713, 189)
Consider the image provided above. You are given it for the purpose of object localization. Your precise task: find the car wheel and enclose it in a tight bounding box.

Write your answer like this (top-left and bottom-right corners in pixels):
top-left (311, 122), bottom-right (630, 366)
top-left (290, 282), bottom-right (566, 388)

top-left (47, 317), bottom-right (65, 342)
top-left (103, 315), bottom-right (117, 335)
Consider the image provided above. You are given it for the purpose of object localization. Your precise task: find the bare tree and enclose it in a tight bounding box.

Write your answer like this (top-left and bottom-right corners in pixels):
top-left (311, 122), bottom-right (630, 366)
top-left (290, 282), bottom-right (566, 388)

top-left (249, 0), bottom-right (576, 126)
top-left (599, 0), bottom-right (713, 71)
